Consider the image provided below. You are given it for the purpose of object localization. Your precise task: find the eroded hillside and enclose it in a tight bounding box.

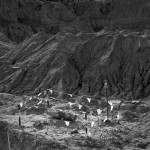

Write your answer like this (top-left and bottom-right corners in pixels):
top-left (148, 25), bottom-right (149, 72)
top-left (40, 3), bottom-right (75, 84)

top-left (0, 0), bottom-right (150, 150)
top-left (0, 30), bottom-right (150, 100)
top-left (0, 0), bottom-right (150, 42)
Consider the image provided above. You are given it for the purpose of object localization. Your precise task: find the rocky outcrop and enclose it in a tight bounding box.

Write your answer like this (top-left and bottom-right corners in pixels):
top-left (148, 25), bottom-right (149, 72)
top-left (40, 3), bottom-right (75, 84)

top-left (0, 0), bottom-right (91, 43)
top-left (0, 0), bottom-right (150, 42)
top-left (71, 0), bottom-right (150, 31)
top-left (48, 109), bottom-right (77, 121)
top-left (0, 29), bottom-right (150, 100)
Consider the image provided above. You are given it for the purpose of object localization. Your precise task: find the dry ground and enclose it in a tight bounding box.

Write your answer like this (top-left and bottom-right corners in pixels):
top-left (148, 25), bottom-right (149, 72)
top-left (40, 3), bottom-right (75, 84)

top-left (0, 93), bottom-right (150, 150)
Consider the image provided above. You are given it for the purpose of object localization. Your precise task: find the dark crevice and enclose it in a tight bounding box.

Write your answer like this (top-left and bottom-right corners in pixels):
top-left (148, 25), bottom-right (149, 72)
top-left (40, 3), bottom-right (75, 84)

top-left (100, 2), bottom-right (114, 15)
top-left (11, 59), bottom-right (17, 65)
top-left (93, 26), bottom-right (104, 32)
top-left (35, 4), bottom-right (42, 11)
top-left (18, 2), bottom-right (23, 8)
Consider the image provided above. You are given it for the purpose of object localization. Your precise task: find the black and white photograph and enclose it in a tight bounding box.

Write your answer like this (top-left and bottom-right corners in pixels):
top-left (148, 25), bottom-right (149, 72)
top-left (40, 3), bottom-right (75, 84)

top-left (0, 0), bottom-right (150, 149)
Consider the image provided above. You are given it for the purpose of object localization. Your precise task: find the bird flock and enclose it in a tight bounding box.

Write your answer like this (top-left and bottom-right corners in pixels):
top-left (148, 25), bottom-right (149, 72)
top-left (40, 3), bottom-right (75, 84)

top-left (17, 88), bottom-right (121, 136)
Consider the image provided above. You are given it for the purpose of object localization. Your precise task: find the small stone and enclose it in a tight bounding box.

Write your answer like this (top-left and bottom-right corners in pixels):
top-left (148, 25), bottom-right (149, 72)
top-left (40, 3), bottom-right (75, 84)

top-left (70, 129), bottom-right (78, 134)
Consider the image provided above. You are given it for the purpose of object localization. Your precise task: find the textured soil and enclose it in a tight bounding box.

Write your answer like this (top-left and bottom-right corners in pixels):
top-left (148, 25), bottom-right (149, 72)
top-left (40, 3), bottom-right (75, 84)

top-left (0, 93), bottom-right (150, 150)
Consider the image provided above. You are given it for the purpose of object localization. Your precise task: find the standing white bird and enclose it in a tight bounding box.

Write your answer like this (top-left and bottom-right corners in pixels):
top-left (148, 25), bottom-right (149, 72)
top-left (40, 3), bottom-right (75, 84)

top-left (78, 104), bottom-right (82, 109)
top-left (37, 100), bottom-right (42, 105)
top-left (117, 111), bottom-right (120, 121)
top-left (88, 131), bottom-right (91, 137)
top-left (20, 102), bottom-right (23, 108)
top-left (91, 122), bottom-right (95, 127)
top-left (64, 121), bottom-right (70, 126)
top-left (97, 109), bottom-right (102, 115)
top-left (87, 98), bottom-right (91, 103)
top-left (49, 89), bottom-right (53, 94)
top-left (68, 94), bottom-right (72, 97)
top-left (29, 97), bottom-right (32, 100)
top-left (68, 102), bottom-right (74, 107)
top-left (108, 101), bottom-right (114, 111)
top-left (38, 93), bottom-right (42, 97)
top-left (103, 116), bottom-right (108, 122)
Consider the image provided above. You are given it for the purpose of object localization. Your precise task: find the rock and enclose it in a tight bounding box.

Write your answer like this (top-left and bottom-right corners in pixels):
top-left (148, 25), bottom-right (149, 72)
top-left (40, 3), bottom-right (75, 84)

top-left (136, 104), bottom-right (150, 113)
top-left (26, 106), bottom-right (46, 115)
top-left (101, 119), bottom-right (115, 126)
top-left (26, 97), bottom-right (40, 107)
top-left (33, 120), bottom-right (44, 130)
top-left (48, 109), bottom-right (77, 122)
top-left (122, 110), bottom-right (139, 122)
top-left (137, 142), bottom-right (148, 149)
top-left (70, 129), bottom-right (79, 134)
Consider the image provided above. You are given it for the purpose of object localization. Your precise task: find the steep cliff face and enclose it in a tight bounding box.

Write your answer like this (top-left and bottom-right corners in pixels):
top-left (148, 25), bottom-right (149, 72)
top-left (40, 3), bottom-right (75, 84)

top-left (0, 30), bottom-right (150, 100)
top-left (71, 0), bottom-right (150, 31)
top-left (0, 0), bottom-right (150, 43)
top-left (0, 0), bottom-right (91, 43)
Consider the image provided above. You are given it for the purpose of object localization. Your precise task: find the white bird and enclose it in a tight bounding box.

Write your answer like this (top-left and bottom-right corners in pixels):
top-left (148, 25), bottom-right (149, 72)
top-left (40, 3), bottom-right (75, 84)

top-left (78, 104), bottom-right (82, 109)
top-left (68, 94), bottom-right (72, 97)
top-left (117, 111), bottom-right (120, 121)
top-left (37, 100), bottom-right (42, 105)
top-left (20, 102), bottom-right (23, 107)
top-left (97, 109), bottom-right (102, 115)
top-left (108, 101), bottom-right (114, 111)
top-left (68, 102), bottom-right (74, 107)
top-left (103, 116), bottom-right (108, 122)
top-left (29, 97), bottom-right (32, 100)
top-left (38, 93), bottom-right (42, 97)
top-left (87, 98), bottom-right (91, 103)
top-left (34, 106), bottom-right (38, 108)
top-left (49, 89), bottom-right (53, 94)
top-left (50, 97), bottom-right (55, 100)
top-left (88, 131), bottom-right (91, 137)
top-left (64, 121), bottom-right (70, 126)
top-left (91, 122), bottom-right (94, 127)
